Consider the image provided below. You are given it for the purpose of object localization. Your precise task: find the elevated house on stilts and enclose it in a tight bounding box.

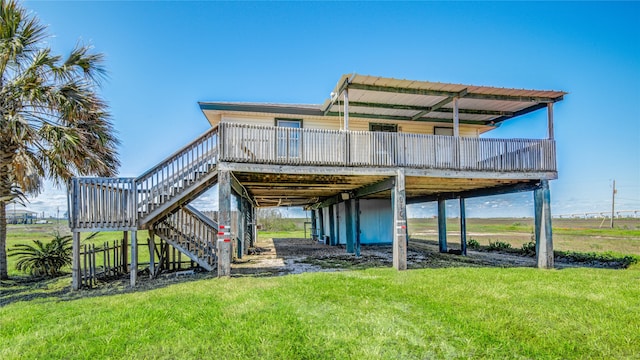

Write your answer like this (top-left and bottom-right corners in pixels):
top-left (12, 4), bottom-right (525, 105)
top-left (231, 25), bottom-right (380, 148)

top-left (68, 74), bottom-right (565, 289)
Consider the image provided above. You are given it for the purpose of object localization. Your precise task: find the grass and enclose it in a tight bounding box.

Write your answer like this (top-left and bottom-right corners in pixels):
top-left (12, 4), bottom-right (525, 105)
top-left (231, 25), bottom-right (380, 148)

top-left (1, 267), bottom-right (639, 359)
top-left (5, 223), bottom-right (160, 277)
top-left (408, 217), bottom-right (640, 255)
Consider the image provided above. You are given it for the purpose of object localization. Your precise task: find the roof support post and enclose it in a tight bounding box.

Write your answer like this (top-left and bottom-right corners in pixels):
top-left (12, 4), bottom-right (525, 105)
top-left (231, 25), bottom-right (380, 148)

top-left (343, 88), bottom-right (349, 130)
top-left (392, 168), bottom-right (407, 270)
top-left (453, 97), bottom-right (460, 137)
top-left (547, 102), bottom-right (554, 140)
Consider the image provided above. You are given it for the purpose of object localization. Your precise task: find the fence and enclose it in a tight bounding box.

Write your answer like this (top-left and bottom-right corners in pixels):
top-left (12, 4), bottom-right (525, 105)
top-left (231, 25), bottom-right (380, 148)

top-left (79, 237), bottom-right (196, 288)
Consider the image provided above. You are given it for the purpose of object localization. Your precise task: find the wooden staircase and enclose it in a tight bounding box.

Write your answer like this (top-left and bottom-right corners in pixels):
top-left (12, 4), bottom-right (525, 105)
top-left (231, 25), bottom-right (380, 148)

top-left (69, 125), bottom-right (223, 273)
top-left (154, 205), bottom-right (218, 271)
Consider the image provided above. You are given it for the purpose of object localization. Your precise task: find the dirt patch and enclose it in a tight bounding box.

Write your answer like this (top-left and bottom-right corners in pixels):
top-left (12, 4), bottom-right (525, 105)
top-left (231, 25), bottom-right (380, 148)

top-left (231, 237), bottom-right (609, 277)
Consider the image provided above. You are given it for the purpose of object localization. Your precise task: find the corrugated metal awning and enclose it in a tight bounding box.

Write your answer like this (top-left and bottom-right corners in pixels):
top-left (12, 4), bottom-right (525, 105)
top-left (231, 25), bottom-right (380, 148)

top-left (320, 74), bottom-right (566, 125)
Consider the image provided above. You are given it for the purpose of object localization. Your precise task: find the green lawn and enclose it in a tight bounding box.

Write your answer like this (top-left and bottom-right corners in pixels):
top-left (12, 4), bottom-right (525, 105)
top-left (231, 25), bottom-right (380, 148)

top-left (1, 267), bottom-right (639, 359)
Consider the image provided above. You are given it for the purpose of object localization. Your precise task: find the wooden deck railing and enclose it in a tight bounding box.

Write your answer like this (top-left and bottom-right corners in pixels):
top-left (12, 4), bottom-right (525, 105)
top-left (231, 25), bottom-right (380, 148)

top-left (68, 177), bottom-right (136, 230)
top-left (69, 122), bottom-right (556, 231)
top-left (219, 122), bottom-right (557, 172)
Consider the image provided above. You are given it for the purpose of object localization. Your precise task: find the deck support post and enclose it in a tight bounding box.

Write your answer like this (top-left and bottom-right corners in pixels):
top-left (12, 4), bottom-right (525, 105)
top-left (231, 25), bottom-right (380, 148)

top-left (71, 231), bottom-right (81, 290)
top-left (459, 197), bottom-right (467, 256)
top-left (438, 197), bottom-right (448, 253)
top-left (318, 207), bottom-right (325, 240)
top-left (122, 231), bottom-right (128, 273)
top-left (345, 199), bottom-right (355, 253)
top-left (355, 198), bottom-right (361, 257)
top-left (392, 168), bottom-right (407, 270)
top-left (130, 230), bottom-right (137, 287)
top-left (310, 209), bottom-right (317, 240)
top-left (238, 197), bottom-right (245, 258)
top-left (328, 205), bottom-right (336, 246)
top-left (534, 180), bottom-right (554, 269)
top-left (148, 230), bottom-right (155, 278)
top-left (218, 170), bottom-right (232, 276)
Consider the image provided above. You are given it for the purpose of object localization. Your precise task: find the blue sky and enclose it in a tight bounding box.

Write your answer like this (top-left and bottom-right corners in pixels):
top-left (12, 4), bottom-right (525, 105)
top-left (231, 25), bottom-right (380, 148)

top-left (18, 1), bottom-right (640, 218)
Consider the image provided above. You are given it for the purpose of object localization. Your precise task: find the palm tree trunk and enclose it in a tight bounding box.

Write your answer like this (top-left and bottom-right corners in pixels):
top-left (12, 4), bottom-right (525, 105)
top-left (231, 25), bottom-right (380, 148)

top-left (0, 199), bottom-right (7, 279)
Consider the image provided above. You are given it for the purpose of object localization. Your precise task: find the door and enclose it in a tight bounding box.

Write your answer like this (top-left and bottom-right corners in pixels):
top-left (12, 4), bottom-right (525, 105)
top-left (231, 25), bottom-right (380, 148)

top-left (277, 119), bottom-right (301, 160)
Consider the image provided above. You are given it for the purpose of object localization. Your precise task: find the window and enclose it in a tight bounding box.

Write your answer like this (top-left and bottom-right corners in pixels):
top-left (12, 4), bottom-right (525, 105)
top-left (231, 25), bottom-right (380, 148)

top-left (276, 119), bottom-right (302, 158)
top-left (369, 123), bottom-right (398, 132)
top-left (434, 127), bottom-right (454, 136)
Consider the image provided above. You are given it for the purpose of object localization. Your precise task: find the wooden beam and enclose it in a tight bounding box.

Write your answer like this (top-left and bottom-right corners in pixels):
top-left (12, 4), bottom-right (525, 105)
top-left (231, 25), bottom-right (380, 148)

top-left (318, 207), bottom-right (324, 239)
top-left (72, 231), bottom-right (81, 290)
top-left (348, 82), bottom-right (461, 98)
top-left (437, 197), bottom-right (447, 253)
top-left (328, 205), bottom-right (336, 246)
top-left (547, 102), bottom-right (554, 140)
top-left (344, 89), bottom-right (349, 130)
top-left (325, 111), bottom-right (487, 125)
top-left (453, 97), bottom-right (460, 137)
top-left (433, 108), bottom-right (514, 116)
top-left (460, 197), bottom-right (467, 256)
top-left (353, 177), bottom-right (395, 198)
top-left (345, 199), bottom-right (354, 254)
top-left (218, 170), bottom-right (232, 277)
top-left (130, 230), bottom-right (137, 287)
top-left (407, 181), bottom-right (541, 204)
top-left (122, 231), bottom-right (128, 273)
top-left (148, 230), bottom-right (155, 279)
top-left (347, 82), bottom-right (560, 103)
top-left (355, 198), bottom-right (361, 257)
top-left (411, 96), bottom-right (455, 120)
top-left (392, 168), bottom-right (408, 270)
top-left (534, 180), bottom-right (554, 269)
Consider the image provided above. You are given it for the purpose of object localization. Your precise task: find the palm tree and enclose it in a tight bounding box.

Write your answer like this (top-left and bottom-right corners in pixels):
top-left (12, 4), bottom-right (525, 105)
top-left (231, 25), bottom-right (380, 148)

top-left (8, 231), bottom-right (73, 277)
top-left (0, 0), bottom-right (119, 279)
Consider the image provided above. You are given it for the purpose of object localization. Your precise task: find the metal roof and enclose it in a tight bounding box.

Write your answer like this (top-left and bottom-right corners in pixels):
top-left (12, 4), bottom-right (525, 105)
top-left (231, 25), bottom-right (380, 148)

top-left (321, 74), bottom-right (566, 125)
top-left (199, 74), bottom-right (566, 126)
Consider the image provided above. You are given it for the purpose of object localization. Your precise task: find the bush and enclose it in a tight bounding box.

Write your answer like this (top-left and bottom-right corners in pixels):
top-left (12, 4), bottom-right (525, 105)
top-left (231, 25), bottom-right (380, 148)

top-left (8, 232), bottom-right (72, 277)
top-left (521, 240), bottom-right (537, 256)
top-left (467, 238), bottom-right (481, 250)
top-left (487, 240), bottom-right (512, 251)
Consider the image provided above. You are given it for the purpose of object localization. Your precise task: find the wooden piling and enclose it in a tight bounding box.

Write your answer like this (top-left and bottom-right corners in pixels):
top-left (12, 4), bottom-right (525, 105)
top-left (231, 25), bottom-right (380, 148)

top-left (392, 168), bottom-right (407, 270)
top-left (438, 197), bottom-right (447, 253)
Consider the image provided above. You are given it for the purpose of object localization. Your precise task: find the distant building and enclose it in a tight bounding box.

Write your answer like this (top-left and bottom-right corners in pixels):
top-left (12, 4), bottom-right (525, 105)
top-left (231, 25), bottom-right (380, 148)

top-left (7, 210), bottom-right (38, 224)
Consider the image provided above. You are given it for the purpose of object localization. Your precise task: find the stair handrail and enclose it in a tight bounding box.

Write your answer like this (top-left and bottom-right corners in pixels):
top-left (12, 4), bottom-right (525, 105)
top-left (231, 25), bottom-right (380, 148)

top-left (184, 204), bottom-right (219, 230)
top-left (136, 125), bottom-right (219, 182)
top-left (135, 125), bottom-right (219, 219)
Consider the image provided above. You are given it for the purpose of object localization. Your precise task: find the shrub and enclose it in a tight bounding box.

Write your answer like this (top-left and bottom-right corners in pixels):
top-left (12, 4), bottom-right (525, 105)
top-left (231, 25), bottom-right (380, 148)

top-left (467, 238), bottom-right (481, 249)
top-left (487, 240), bottom-right (512, 251)
top-left (521, 241), bottom-right (536, 256)
top-left (8, 232), bottom-right (72, 277)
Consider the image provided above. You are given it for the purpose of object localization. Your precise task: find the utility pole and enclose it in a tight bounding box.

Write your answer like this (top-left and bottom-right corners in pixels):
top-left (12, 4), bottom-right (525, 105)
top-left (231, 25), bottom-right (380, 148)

top-left (610, 180), bottom-right (616, 229)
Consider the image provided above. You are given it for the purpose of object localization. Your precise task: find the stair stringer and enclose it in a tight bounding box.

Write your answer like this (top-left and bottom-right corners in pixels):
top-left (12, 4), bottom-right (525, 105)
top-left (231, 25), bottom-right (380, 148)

top-left (139, 169), bottom-right (218, 229)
